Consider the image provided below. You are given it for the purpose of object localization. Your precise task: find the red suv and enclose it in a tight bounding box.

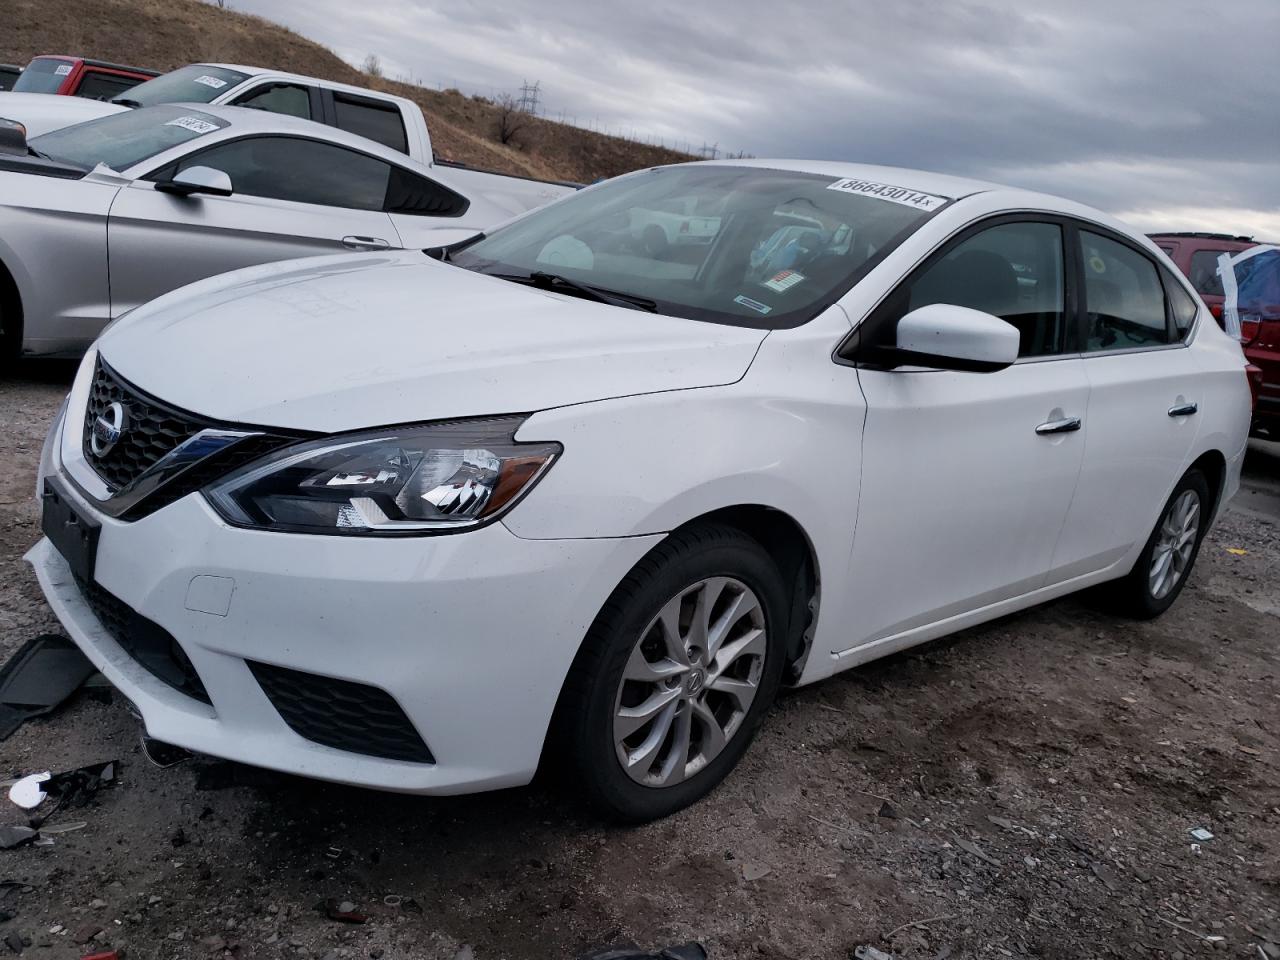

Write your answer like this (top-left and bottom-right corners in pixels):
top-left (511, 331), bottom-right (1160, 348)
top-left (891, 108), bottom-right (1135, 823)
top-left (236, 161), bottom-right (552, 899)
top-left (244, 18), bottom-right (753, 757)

top-left (1152, 232), bottom-right (1278, 437)
top-left (10, 55), bottom-right (158, 101)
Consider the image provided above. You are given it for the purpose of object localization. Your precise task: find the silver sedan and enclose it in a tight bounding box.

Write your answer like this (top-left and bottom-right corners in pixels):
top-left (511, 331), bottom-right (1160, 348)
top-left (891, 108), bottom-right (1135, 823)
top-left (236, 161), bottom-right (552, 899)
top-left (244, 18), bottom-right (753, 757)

top-left (0, 104), bottom-right (505, 358)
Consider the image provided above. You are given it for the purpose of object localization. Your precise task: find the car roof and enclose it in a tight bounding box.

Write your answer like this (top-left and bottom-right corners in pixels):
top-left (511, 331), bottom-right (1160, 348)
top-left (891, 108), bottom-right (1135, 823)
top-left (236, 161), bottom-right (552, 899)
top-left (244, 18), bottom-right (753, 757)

top-left (201, 63), bottom-right (417, 109)
top-left (696, 158), bottom-right (1006, 201)
top-left (134, 102), bottom-right (424, 169)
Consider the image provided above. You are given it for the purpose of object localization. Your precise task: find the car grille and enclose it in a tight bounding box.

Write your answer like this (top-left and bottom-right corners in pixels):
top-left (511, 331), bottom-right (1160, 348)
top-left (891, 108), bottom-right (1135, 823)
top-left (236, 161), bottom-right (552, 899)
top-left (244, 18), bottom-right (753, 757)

top-left (74, 576), bottom-right (212, 704)
top-left (248, 661), bottom-right (435, 764)
top-left (83, 357), bottom-right (207, 492)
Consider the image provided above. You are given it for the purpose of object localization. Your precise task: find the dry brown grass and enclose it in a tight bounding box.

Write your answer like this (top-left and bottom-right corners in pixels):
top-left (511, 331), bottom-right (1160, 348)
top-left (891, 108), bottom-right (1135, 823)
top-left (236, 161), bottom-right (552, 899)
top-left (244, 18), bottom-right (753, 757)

top-left (0, 0), bottom-right (695, 181)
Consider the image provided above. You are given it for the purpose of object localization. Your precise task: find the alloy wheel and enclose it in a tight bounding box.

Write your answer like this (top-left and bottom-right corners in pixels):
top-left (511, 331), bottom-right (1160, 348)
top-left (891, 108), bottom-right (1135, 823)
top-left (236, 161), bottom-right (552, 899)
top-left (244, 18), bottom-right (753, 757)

top-left (612, 576), bottom-right (767, 787)
top-left (1149, 489), bottom-right (1200, 600)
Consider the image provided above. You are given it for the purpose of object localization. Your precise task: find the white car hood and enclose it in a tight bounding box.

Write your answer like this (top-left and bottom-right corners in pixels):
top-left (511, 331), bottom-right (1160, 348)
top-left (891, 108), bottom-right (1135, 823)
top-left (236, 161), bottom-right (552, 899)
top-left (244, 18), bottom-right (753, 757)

top-left (0, 92), bottom-right (126, 137)
top-left (98, 251), bottom-right (767, 433)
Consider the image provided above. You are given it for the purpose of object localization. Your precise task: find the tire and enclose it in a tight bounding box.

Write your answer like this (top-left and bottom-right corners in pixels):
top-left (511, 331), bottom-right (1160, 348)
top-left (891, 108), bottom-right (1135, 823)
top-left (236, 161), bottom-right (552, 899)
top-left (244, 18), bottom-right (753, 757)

top-left (554, 522), bottom-right (789, 822)
top-left (1109, 468), bottom-right (1212, 619)
top-left (0, 297), bottom-right (19, 369)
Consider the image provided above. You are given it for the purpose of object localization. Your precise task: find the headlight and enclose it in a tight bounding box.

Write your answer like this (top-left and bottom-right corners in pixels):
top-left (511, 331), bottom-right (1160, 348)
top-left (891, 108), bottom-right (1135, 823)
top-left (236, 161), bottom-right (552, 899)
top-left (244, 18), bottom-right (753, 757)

top-left (204, 416), bottom-right (560, 535)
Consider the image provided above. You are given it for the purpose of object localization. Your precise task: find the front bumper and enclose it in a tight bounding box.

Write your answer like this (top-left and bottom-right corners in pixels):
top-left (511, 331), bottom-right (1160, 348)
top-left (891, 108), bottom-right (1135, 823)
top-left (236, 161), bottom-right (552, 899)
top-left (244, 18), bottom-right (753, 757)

top-left (28, 468), bottom-right (660, 794)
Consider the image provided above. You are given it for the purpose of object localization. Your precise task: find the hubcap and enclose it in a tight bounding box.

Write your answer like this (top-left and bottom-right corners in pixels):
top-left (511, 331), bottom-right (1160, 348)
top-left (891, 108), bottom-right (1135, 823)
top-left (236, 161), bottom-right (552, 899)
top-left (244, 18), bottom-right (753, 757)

top-left (1149, 489), bottom-right (1200, 600)
top-left (612, 576), bottom-right (767, 787)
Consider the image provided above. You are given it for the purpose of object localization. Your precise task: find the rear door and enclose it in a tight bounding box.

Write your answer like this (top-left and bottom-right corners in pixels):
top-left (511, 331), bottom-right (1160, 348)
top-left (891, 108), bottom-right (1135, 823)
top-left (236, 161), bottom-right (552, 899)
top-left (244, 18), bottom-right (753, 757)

top-left (1047, 225), bottom-right (1202, 582)
top-left (840, 217), bottom-right (1090, 650)
top-left (106, 135), bottom-right (401, 315)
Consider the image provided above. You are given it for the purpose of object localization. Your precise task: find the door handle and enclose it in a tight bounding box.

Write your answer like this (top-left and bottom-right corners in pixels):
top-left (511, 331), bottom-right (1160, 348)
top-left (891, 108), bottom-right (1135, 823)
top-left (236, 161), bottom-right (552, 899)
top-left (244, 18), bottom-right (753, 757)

top-left (341, 236), bottom-right (390, 250)
top-left (1035, 416), bottom-right (1082, 435)
top-left (1167, 402), bottom-right (1198, 417)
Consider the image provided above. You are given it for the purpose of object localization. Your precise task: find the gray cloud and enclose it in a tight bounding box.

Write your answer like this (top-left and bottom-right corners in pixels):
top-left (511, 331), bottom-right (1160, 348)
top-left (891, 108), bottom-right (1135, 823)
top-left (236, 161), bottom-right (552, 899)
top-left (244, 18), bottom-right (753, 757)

top-left (232, 0), bottom-right (1279, 235)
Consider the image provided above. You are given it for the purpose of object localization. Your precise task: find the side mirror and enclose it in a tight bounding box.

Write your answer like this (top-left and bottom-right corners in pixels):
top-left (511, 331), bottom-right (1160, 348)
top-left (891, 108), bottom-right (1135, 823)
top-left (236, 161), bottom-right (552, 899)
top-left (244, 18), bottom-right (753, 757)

top-left (878, 303), bottom-right (1019, 372)
top-left (0, 118), bottom-right (27, 157)
top-left (155, 166), bottom-right (233, 198)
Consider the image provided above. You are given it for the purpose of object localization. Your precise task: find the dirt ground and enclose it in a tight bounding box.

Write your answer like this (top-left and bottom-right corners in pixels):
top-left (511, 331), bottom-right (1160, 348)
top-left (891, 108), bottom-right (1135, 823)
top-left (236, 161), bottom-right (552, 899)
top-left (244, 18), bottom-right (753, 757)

top-left (0, 360), bottom-right (1277, 960)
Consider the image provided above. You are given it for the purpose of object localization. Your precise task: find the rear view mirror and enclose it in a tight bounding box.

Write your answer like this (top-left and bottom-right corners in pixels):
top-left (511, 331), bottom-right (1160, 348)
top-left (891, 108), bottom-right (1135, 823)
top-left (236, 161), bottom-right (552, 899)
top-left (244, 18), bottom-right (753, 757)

top-left (0, 118), bottom-right (27, 157)
top-left (880, 303), bottom-right (1019, 372)
top-left (156, 165), bottom-right (233, 198)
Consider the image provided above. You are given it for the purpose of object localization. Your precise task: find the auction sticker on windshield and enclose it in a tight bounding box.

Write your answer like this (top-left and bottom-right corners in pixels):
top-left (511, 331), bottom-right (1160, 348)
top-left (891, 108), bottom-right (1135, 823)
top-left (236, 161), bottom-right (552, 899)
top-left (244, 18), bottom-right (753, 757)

top-left (826, 178), bottom-right (948, 212)
top-left (165, 116), bottom-right (220, 135)
top-left (193, 75), bottom-right (229, 89)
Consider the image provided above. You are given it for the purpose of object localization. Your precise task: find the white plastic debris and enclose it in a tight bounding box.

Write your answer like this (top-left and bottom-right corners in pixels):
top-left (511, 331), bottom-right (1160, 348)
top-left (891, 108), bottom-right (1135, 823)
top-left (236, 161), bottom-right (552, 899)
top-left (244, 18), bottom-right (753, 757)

top-left (8, 771), bottom-right (51, 809)
top-left (1189, 827), bottom-right (1214, 841)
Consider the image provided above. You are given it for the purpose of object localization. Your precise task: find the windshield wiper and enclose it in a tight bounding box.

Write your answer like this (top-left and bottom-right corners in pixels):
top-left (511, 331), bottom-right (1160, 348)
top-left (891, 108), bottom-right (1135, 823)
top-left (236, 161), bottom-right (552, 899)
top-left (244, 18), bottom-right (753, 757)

top-left (112, 98), bottom-right (142, 109)
top-left (506, 271), bottom-right (658, 312)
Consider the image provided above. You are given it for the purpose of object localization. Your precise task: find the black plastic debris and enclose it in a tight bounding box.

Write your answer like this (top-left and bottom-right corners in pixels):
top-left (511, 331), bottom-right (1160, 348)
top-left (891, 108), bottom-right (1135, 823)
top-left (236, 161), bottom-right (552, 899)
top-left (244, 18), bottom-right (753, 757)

top-left (7, 762), bottom-right (117, 825)
top-left (579, 945), bottom-right (707, 960)
top-left (0, 635), bottom-right (95, 741)
top-left (0, 824), bottom-right (36, 849)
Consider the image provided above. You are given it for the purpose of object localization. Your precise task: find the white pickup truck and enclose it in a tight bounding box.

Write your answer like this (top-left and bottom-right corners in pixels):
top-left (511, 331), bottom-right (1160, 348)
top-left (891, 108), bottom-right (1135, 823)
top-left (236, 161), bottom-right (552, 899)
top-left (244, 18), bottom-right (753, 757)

top-left (0, 62), bottom-right (578, 216)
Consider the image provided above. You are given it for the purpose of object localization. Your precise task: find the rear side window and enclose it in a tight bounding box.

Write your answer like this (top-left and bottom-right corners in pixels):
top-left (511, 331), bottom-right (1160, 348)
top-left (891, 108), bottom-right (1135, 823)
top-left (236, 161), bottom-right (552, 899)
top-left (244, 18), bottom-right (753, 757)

top-left (1082, 231), bottom-right (1169, 350)
top-left (385, 166), bottom-right (469, 218)
top-left (898, 221), bottom-right (1068, 358)
top-left (332, 93), bottom-right (409, 154)
top-left (1164, 271), bottom-right (1199, 339)
top-left (1189, 249), bottom-right (1232, 297)
top-left (75, 71), bottom-right (146, 101)
top-left (12, 57), bottom-right (72, 94)
top-left (232, 83), bottom-right (313, 120)
top-left (172, 136), bottom-right (391, 210)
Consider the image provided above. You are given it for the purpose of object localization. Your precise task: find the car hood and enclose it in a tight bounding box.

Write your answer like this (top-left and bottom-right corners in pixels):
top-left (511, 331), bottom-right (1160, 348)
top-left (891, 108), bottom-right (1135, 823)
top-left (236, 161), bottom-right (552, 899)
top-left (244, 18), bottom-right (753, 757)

top-left (0, 92), bottom-right (126, 137)
top-left (98, 251), bottom-right (767, 433)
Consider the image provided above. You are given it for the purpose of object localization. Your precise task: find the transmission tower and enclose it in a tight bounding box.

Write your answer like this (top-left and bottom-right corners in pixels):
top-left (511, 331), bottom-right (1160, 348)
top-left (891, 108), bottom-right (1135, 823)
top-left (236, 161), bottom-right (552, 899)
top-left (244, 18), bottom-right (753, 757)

top-left (516, 79), bottom-right (541, 115)
top-left (698, 142), bottom-right (719, 160)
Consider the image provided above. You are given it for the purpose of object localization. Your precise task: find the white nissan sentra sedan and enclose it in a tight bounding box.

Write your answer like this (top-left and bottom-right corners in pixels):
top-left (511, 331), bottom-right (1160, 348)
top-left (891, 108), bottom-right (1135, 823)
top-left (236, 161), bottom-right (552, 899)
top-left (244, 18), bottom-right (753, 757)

top-left (29, 161), bottom-right (1251, 821)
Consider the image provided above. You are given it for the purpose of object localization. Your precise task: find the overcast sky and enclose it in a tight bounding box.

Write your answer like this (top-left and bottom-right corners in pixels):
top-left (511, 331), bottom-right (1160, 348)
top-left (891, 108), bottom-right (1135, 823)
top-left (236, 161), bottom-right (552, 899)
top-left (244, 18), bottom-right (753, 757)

top-left (233, 0), bottom-right (1279, 237)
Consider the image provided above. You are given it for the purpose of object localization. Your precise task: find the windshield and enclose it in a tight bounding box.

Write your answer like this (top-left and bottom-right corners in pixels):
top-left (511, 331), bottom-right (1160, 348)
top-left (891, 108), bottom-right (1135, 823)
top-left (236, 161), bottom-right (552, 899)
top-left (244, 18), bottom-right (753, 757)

top-left (451, 165), bottom-right (947, 328)
top-left (12, 57), bottom-right (73, 94)
top-left (116, 64), bottom-right (249, 107)
top-left (30, 106), bottom-right (228, 173)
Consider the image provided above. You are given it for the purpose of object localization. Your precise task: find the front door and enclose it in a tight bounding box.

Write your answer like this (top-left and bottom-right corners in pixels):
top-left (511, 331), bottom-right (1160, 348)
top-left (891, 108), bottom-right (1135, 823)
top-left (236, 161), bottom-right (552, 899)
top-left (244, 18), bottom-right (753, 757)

top-left (107, 135), bottom-right (402, 315)
top-left (838, 219), bottom-right (1089, 653)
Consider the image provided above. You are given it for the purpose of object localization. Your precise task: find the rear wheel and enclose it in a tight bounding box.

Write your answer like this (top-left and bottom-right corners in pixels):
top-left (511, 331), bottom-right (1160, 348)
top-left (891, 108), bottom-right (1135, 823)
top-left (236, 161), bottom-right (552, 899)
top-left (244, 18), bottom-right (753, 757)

top-left (556, 523), bottom-right (788, 822)
top-left (1110, 469), bottom-right (1211, 618)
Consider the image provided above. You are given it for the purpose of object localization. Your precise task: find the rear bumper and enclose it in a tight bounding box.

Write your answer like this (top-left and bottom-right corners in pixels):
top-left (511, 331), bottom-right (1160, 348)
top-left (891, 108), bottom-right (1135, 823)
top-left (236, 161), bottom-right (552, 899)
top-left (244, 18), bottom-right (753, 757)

top-left (28, 480), bottom-right (660, 794)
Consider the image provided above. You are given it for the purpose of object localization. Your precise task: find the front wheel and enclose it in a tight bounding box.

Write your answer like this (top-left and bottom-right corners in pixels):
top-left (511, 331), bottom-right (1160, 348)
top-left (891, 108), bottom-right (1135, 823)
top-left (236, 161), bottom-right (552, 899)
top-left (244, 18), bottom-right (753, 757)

top-left (555, 523), bottom-right (788, 822)
top-left (1110, 468), bottom-right (1212, 619)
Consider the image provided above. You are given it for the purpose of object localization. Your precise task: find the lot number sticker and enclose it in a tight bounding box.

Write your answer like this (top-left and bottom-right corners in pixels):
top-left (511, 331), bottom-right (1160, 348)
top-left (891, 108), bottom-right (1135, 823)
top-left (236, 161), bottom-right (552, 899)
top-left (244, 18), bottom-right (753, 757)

top-left (165, 115), bottom-right (220, 135)
top-left (54, 64), bottom-right (73, 76)
top-left (826, 178), bottom-right (948, 212)
top-left (193, 75), bottom-right (228, 89)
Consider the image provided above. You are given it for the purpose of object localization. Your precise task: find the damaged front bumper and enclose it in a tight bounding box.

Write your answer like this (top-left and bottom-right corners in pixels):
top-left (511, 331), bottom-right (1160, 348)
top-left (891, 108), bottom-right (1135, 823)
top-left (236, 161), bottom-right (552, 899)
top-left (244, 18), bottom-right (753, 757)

top-left (27, 469), bottom-right (659, 795)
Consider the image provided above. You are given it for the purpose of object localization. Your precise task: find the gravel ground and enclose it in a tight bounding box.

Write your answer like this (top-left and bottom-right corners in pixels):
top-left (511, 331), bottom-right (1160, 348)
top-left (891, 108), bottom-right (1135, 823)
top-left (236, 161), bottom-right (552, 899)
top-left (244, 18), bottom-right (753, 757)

top-left (1, 360), bottom-right (1277, 960)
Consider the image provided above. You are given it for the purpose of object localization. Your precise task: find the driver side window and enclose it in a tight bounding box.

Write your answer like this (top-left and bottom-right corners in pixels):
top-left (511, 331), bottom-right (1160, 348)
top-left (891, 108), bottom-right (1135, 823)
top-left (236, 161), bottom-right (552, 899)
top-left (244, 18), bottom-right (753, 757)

top-left (896, 221), bottom-right (1067, 358)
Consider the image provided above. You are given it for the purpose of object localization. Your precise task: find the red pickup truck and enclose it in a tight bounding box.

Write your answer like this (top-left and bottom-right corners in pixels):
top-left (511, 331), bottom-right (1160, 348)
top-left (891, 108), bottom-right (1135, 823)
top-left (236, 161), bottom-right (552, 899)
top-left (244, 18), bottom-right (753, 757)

top-left (1151, 232), bottom-right (1278, 437)
top-left (9, 55), bottom-right (158, 101)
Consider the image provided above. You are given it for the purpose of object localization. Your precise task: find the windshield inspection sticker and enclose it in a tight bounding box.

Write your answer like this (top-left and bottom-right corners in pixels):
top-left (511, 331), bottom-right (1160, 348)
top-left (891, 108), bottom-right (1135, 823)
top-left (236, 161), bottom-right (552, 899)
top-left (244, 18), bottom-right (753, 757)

top-left (762, 269), bottom-right (805, 294)
top-left (193, 75), bottom-right (228, 89)
top-left (826, 178), bottom-right (948, 212)
top-left (165, 115), bottom-right (220, 135)
top-left (734, 295), bottom-right (772, 315)
top-left (54, 64), bottom-right (73, 76)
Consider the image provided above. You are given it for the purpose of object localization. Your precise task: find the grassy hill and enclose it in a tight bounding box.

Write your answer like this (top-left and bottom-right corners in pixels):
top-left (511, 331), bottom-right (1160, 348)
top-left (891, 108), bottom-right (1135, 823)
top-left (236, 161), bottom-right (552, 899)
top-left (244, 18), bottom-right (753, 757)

top-left (0, 0), bottom-right (695, 182)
